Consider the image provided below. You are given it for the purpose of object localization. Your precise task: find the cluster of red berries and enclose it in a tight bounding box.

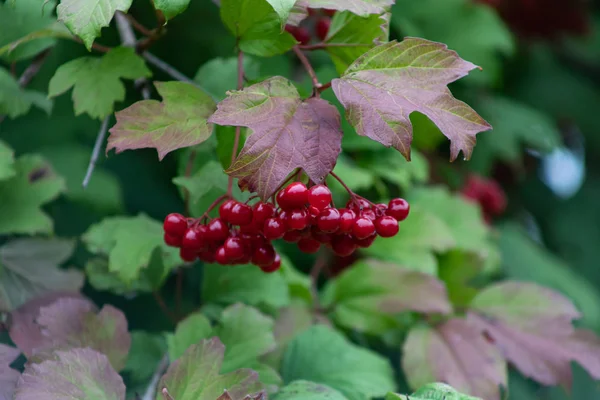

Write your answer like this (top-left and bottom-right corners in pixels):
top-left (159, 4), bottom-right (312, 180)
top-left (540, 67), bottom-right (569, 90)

top-left (461, 174), bottom-right (507, 223)
top-left (285, 8), bottom-right (334, 45)
top-left (163, 182), bottom-right (410, 273)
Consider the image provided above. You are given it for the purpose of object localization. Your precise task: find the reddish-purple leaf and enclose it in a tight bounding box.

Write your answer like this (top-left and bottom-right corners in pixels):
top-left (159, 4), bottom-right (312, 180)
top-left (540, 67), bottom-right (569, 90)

top-left (209, 76), bottom-right (343, 199)
top-left (332, 38), bottom-right (491, 161)
top-left (402, 319), bottom-right (507, 400)
top-left (107, 81), bottom-right (216, 160)
top-left (14, 348), bottom-right (126, 400)
top-left (468, 281), bottom-right (600, 388)
top-left (295, 0), bottom-right (394, 17)
top-left (0, 344), bottom-right (20, 400)
top-left (159, 337), bottom-right (263, 400)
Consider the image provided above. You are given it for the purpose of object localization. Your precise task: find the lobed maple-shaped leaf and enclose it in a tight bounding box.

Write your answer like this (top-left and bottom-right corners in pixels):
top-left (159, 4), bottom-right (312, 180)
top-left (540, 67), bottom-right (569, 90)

top-left (108, 81), bottom-right (216, 160)
top-left (0, 67), bottom-right (52, 119)
top-left (295, 0), bottom-right (394, 17)
top-left (209, 76), bottom-right (343, 199)
top-left (0, 344), bottom-right (20, 400)
top-left (57, 0), bottom-right (133, 51)
top-left (14, 348), bottom-right (126, 400)
top-left (48, 47), bottom-right (151, 119)
top-left (154, 0), bottom-right (192, 19)
top-left (467, 281), bottom-right (600, 388)
top-left (159, 337), bottom-right (263, 400)
top-left (321, 259), bottom-right (452, 335)
top-left (0, 238), bottom-right (82, 312)
top-left (332, 38), bottom-right (491, 161)
top-left (402, 319), bottom-right (507, 400)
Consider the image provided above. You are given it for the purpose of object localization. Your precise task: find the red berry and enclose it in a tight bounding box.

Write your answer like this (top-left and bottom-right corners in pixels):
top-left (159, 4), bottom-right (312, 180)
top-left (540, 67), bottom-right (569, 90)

top-left (252, 202), bottom-right (275, 225)
top-left (219, 200), bottom-right (236, 222)
top-left (281, 182), bottom-right (309, 209)
top-left (283, 230), bottom-right (303, 243)
top-left (164, 232), bottom-right (182, 247)
top-left (323, 8), bottom-right (336, 17)
top-left (308, 206), bottom-right (321, 216)
top-left (229, 202), bottom-right (253, 226)
top-left (260, 254), bottom-right (281, 273)
top-left (215, 246), bottom-right (230, 265)
top-left (263, 218), bottom-right (286, 240)
top-left (206, 218), bottom-right (230, 241)
top-left (285, 25), bottom-right (311, 45)
top-left (331, 234), bottom-right (357, 257)
top-left (308, 185), bottom-right (332, 210)
top-left (163, 213), bottom-right (188, 236)
top-left (224, 237), bottom-right (245, 260)
top-left (198, 250), bottom-right (215, 263)
top-left (338, 208), bottom-right (356, 233)
top-left (315, 17), bottom-right (330, 41)
top-left (356, 235), bottom-right (376, 249)
top-left (286, 208), bottom-right (309, 231)
top-left (375, 216), bottom-right (399, 238)
top-left (179, 248), bottom-right (197, 262)
top-left (387, 198), bottom-right (410, 221)
top-left (375, 203), bottom-right (388, 215)
top-left (311, 229), bottom-right (332, 244)
top-left (239, 222), bottom-right (260, 234)
top-left (298, 238), bottom-right (321, 254)
top-left (361, 208), bottom-right (377, 221)
top-left (182, 227), bottom-right (205, 251)
top-left (353, 217), bottom-right (375, 239)
top-left (252, 244), bottom-right (276, 266)
top-left (347, 198), bottom-right (370, 212)
top-left (317, 208), bottom-right (340, 233)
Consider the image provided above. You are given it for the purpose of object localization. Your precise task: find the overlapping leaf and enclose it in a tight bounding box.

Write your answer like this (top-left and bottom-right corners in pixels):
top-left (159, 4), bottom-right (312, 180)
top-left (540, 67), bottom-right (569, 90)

top-left (57, 0), bottom-right (133, 50)
top-left (321, 260), bottom-right (452, 334)
top-left (209, 76), bottom-right (343, 199)
top-left (402, 320), bottom-right (507, 400)
top-left (48, 47), bottom-right (150, 119)
top-left (124, 331), bottom-right (167, 383)
top-left (14, 348), bottom-right (126, 400)
top-left (0, 344), bottom-right (20, 400)
top-left (332, 38), bottom-right (491, 161)
top-left (274, 381), bottom-right (348, 400)
top-left (155, 0), bottom-right (192, 19)
top-left (0, 67), bottom-right (52, 119)
top-left (295, 0), bottom-right (394, 17)
top-left (108, 81), bottom-right (216, 159)
top-left (0, 239), bottom-right (82, 312)
top-left (468, 282), bottom-right (600, 388)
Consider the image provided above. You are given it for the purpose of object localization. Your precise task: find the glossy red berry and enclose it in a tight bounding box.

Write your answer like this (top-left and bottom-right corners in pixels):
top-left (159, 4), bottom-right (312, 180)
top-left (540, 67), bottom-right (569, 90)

top-left (198, 250), bottom-right (215, 263)
top-left (311, 228), bottom-right (332, 244)
top-left (308, 185), bottom-right (332, 210)
top-left (323, 8), bottom-right (336, 17)
top-left (387, 198), bottom-right (410, 221)
top-left (315, 17), bottom-right (330, 41)
top-left (163, 213), bottom-right (188, 236)
top-left (206, 218), bottom-right (230, 241)
top-left (252, 202), bottom-right (275, 225)
top-left (283, 230), bottom-right (303, 243)
top-left (331, 234), bottom-right (357, 257)
top-left (338, 208), bottom-right (356, 233)
top-left (215, 246), bottom-right (230, 265)
top-left (280, 182), bottom-right (308, 209)
top-left (317, 208), bottom-right (340, 233)
top-left (260, 254), bottom-right (281, 273)
top-left (285, 25), bottom-right (311, 45)
top-left (224, 237), bottom-right (245, 260)
top-left (297, 238), bottom-right (321, 254)
top-left (263, 218), bottom-right (286, 240)
top-left (252, 244), bottom-right (276, 266)
top-left (179, 247), bottom-right (197, 262)
top-left (286, 208), bottom-right (309, 231)
top-left (352, 217), bottom-right (376, 239)
top-left (164, 233), bottom-right (182, 247)
top-left (347, 198), bottom-right (370, 212)
top-left (219, 200), bottom-right (236, 222)
top-left (361, 208), bottom-right (377, 221)
top-left (229, 202), bottom-right (253, 226)
top-left (182, 227), bottom-right (205, 250)
top-left (375, 216), bottom-right (399, 238)
top-left (356, 234), bottom-right (376, 249)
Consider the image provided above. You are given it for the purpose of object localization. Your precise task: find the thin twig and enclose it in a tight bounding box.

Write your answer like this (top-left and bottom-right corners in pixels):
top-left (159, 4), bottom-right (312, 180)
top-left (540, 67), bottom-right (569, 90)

top-left (72, 37), bottom-right (112, 52)
top-left (292, 46), bottom-right (322, 97)
top-left (142, 354), bottom-right (169, 400)
top-left (125, 13), bottom-right (154, 36)
top-left (143, 52), bottom-right (199, 86)
top-left (318, 81), bottom-right (332, 92)
top-left (82, 116), bottom-right (110, 188)
top-left (115, 12), bottom-right (152, 100)
top-left (226, 49), bottom-right (245, 197)
top-left (18, 49), bottom-right (51, 86)
top-left (298, 42), bottom-right (366, 51)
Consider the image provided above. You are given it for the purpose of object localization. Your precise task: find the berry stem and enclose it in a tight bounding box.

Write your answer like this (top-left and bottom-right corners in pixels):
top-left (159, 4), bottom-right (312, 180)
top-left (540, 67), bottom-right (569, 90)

top-left (199, 194), bottom-right (229, 222)
top-left (292, 46), bottom-right (322, 98)
top-left (329, 170), bottom-right (354, 196)
top-left (227, 49), bottom-right (245, 197)
top-left (125, 13), bottom-right (154, 36)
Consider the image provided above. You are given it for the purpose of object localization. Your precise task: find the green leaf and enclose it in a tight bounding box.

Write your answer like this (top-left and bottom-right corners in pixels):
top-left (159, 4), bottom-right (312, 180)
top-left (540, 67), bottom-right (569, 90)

top-left (57, 0), bottom-right (133, 50)
top-left (332, 38), bottom-right (491, 161)
top-left (124, 331), bottom-right (167, 383)
top-left (328, 154), bottom-right (374, 192)
top-left (0, 22), bottom-right (71, 60)
top-left (48, 46), bottom-right (150, 119)
top-left (220, 0), bottom-right (296, 57)
top-left (0, 238), bottom-right (82, 312)
top-left (159, 337), bottom-right (264, 400)
top-left (202, 264), bottom-right (290, 311)
top-left (154, 0), bottom-right (191, 19)
top-left (281, 325), bottom-right (396, 400)
top-left (321, 260), bottom-right (452, 335)
top-left (0, 67), bottom-right (52, 118)
top-left (82, 214), bottom-right (180, 283)
top-left (194, 56), bottom-right (261, 101)
top-left (392, 0), bottom-right (514, 86)
top-left (173, 160), bottom-right (228, 204)
top-left (409, 382), bottom-right (483, 400)
top-left (0, 154), bottom-right (65, 235)
top-left (274, 381), bottom-right (348, 400)
top-left (108, 81), bottom-right (216, 159)
top-left (265, 0), bottom-right (297, 26)
top-left (363, 206), bottom-right (455, 274)
top-left (0, 140), bottom-right (16, 181)
top-left (167, 312), bottom-right (213, 361)
top-left (303, 0), bottom-right (394, 16)
top-left (364, 149), bottom-right (429, 191)
top-left (0, 0), bottom-right (58, 61)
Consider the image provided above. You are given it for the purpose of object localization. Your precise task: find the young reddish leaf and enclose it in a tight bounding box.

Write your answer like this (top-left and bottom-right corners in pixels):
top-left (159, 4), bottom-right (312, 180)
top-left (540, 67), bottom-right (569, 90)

top-left (159, 337), bottom-right (263, 400)
top-left (402, 319), bottom-right (507, 400)
top-left (14, 348), bottom-right (126, 400)
top-left (209, 76), bottom-right (342, 199)
top-left (297, 0), bottom-right (394, 17)
top-left (0, 344), bottom-right (20, 400)
top-left (468, 281), bottom-right (600, 388)
top-left (332, 38), bottom-right (491, 161)
top-left (108, 81), bottom-right (216, 160)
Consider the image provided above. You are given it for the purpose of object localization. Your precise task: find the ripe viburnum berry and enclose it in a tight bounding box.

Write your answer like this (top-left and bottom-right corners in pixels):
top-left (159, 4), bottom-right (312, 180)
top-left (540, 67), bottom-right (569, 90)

top-left (387, 198), bottom-right (410, 221)
top-left (297, 238), bottom-right (321, 254)
top-left (375, 216), bottom-right (399, 238)
top-left (219, 199), bottom-right (236, 222)
top-left (263, 218), bottom-right (286, 240)
top-left (207, 218), bottom-right (229, 241)
top-left (352, 217), bottom-right (376, 239)
top-left (280, 182), bottom-right (309, 209)
top-left (260, 254), bottom-right (282, 273)
top-left (315, 18), bottom-right (331, 41)
top-left (163, 213), bottom-right (188, 237)
top-left (308, 185), bottom-right (332, 210)
top-left (229, 202), bottom-right (253, 226)
top-left (252, 244), bottom-right (276, 266)
top-left (317, 208), bottom-right (340, 233)
top-left (224, 237), bottom-right (245, 260)
top-left (286, 208), bottom-right (309, 230)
